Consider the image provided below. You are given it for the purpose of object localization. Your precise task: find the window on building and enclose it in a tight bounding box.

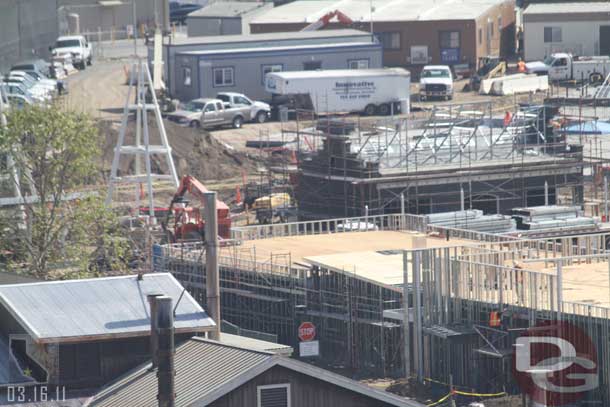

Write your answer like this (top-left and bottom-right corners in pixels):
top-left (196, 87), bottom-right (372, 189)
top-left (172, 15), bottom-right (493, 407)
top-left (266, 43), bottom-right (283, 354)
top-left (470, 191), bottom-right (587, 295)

top-left (213, 67), bottom-right (234, 87)
top-left (498, 16), bottom-right (502, 32)
top-left (375, 32), bottom-right (401, 49)
top-left (303, 60), bottom-right (322, 70)
top-left (257, 384), bottom-right (290, 407)
top-left (348, 59), bottom-right (369, 69)
top-left (439, 31), bottom-right (460, 48)
top-left (490, 22), bottom-right (494, 38)
top-left (262, 64), bottom-right (283, 84)
top-left (544, 27), bottom-right (562, 43)
top-left (478, 28), bottom-right (482, 45)
top-left (182, 67), bottom-right (191, 87)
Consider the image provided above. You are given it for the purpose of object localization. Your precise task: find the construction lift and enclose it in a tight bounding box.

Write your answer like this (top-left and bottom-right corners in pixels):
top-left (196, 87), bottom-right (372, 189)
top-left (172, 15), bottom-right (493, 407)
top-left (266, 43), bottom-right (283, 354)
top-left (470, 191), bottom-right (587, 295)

top-left (162, 175), bottom-right (232, 243)
top-left (468, 56), bottom-right (507, 92)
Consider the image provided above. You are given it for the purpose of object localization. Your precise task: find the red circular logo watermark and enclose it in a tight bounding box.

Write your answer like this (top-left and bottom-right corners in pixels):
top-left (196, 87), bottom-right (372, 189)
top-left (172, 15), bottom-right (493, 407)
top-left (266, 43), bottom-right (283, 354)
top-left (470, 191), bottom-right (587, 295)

top-left (298, 322), bottom-right (316, 342)
top-left (512, 320), bottom-right (598, 406)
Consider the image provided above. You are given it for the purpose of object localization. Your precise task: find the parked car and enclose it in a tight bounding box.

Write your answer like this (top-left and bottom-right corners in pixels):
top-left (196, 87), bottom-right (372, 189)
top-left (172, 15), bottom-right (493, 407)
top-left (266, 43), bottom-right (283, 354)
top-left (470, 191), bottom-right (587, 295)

top-left (216, 92), bottom-right (271, 123)
top-left (2, 78), bottom-right (51, 102)
top-left (419, 65), bottom-right (454, 101)
top-left (166, 98), bottom-right (250, 129)
top-left (9, 71), bottom-right (57, 94)
top-left (11, 59), bottom-right (51, 78)
top-left (1, 82), bottom-right (47, 103)
top-left (50, 35), bottom-right (92, 70)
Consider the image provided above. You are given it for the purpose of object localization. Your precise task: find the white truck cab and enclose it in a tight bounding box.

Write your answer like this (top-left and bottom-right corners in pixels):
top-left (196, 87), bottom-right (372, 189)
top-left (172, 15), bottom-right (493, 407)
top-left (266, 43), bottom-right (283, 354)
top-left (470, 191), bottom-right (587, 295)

top-left (419, 65), bottom-right (454, 101)
top-left (50, 35), bottom-right (92, 70)
top-left (526, 53), bottom-right (610, 82)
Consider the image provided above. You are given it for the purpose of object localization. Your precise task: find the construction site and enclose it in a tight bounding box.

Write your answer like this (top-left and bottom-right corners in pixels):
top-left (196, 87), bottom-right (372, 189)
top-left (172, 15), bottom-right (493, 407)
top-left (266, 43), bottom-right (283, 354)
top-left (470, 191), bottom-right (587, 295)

top-left (4, 26), bottom-right (610, 407)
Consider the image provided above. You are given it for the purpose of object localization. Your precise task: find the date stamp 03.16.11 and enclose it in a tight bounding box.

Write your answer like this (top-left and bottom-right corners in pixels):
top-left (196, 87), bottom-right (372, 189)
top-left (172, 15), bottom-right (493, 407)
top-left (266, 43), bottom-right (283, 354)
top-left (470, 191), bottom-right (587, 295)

top-left (5, 385), bottom-right (67, 404)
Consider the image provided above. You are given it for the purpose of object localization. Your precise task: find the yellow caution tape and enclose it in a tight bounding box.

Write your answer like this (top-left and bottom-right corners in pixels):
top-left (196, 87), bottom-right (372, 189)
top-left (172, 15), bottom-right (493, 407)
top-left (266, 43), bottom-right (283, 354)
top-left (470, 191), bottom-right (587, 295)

top-left (426, 392), bottom-right (451, 407)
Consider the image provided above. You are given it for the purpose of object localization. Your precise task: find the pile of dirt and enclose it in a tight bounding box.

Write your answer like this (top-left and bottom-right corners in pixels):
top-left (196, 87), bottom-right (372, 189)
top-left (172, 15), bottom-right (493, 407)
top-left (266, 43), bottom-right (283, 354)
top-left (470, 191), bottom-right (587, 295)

top-left (98, 117), bottom-right (264, 183)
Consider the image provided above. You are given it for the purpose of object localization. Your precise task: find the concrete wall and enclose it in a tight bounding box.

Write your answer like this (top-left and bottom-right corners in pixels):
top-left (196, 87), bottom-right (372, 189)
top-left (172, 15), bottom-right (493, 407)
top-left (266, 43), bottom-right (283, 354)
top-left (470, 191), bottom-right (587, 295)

top-left (187, 17), bottom-right (243, 37)
top-left (524, 19), bottom-right (609, 61)
top-left (0, 0), bottom-right (57, 73)
top-left (173, 43), bottom-right (383, 101)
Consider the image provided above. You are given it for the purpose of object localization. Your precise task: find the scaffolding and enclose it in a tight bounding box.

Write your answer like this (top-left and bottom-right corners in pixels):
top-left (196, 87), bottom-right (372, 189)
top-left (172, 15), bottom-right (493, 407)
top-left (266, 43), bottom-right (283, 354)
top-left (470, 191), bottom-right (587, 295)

top-left (291, 101), bottom-right (584, 219)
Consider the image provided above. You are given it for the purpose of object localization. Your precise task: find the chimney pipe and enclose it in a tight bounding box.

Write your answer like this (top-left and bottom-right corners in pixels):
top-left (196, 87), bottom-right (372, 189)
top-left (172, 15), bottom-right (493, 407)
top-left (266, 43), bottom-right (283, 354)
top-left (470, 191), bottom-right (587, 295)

top-left (148, 293), bottom-right (163, 369)
top-left (204, 192), bottom-right (221, 340)
top-left (156, 295), bottom-right (175, 407)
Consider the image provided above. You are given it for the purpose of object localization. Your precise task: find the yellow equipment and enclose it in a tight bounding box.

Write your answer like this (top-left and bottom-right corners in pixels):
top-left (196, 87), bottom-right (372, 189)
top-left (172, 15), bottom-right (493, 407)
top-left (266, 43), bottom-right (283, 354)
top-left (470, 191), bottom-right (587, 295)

top-left (252, 193), bottom-right (291, 210)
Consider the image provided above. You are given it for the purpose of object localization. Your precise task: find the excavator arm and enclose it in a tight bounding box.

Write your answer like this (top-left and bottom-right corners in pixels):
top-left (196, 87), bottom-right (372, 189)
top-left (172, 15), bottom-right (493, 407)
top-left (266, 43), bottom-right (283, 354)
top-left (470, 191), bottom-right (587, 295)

top-left (301, 10), bottom-right (353, 31)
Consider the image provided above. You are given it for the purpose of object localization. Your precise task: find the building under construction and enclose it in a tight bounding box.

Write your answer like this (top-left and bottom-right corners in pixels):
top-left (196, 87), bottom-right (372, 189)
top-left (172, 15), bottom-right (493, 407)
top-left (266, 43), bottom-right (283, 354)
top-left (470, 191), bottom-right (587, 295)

top-left (154, 215), bottom-right (610, 404)
top-left (293, 101), bottom-right (584, 219)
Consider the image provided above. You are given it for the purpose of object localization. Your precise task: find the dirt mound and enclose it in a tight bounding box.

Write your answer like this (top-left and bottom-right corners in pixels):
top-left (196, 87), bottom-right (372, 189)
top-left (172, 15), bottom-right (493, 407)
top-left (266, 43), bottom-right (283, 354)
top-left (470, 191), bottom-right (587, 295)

top-left (99, 117), bottom-right (263, 182)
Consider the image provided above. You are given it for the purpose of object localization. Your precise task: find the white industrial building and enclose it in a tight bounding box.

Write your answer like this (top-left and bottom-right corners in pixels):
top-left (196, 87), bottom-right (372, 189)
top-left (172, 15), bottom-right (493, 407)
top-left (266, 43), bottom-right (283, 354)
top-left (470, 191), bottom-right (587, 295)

top-left (523, 2), bottom-right (610, 61)
top-left (186, 2), bottom-right (273, 37)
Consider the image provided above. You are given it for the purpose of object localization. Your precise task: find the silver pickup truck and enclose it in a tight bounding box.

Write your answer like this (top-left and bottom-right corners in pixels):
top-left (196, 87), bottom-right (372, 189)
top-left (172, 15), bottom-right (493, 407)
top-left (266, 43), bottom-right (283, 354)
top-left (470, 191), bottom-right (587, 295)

top-left (166, 98), bottom-right (250, 129)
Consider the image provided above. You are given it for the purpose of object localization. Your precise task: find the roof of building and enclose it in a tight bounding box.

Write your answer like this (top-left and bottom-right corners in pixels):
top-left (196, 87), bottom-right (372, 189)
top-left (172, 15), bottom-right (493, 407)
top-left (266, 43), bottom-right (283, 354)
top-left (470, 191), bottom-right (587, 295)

top-left (523, 2), bottom-right (610, 14)
top-left (219, 332), bottom-right (293, 355)
top-left (0, 273), bottom-right (215, 343)
top-left (188, 1), bottom-right (266, 18)
top-left (251, 0), bottom-right (510, 24)
top-left (178, 41), bottom-right (378, 56)
top-left (88, 337), bottom-right (423, 407)
top-left (164, 28), bottom-right (373, 46)
top-left (267, 67), bottom-right (409, 79)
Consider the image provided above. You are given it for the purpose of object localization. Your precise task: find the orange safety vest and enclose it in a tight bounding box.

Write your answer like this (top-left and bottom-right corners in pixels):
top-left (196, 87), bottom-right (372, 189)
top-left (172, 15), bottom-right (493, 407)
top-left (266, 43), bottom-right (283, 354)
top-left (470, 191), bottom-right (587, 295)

top-left (518, 61), bottom-right (526, 73)
top-left (489, 311), bottom-right (501, 327)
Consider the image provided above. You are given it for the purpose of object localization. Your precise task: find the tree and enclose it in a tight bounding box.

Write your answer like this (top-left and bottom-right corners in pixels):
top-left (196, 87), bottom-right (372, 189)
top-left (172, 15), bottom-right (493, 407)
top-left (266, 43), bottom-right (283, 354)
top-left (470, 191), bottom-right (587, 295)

top-left (0, 104), bottom-right (130, 279)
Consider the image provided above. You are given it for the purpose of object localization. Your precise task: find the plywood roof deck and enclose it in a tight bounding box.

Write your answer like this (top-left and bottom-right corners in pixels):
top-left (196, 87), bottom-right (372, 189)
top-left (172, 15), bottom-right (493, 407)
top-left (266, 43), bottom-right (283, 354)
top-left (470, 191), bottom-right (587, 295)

top-left (227, 231), bottom-right (472, 266)
top-left (542, 262), bottom-right (610, 308)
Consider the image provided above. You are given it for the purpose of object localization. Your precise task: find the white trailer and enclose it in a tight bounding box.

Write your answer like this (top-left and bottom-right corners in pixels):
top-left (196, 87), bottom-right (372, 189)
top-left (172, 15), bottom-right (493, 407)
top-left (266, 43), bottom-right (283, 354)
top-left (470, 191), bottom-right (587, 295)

top-left (265, 68), bottom-right (410, 116)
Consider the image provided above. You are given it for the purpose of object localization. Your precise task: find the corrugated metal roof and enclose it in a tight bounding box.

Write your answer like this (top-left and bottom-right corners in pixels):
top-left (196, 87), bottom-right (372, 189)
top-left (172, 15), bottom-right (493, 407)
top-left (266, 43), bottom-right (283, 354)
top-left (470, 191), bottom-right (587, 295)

top-left (178, 41), bottom-right (378, 56)
top-left (523, 2), bottom-right (610, 14)
top-left (219, 332), bottom-right (293, 355)
top-left (0, 273), bottom-right (215, 343)
top-left (188, 1), bottom-right (265, 17)
top-left (165, 28), bottom-right (372, 46)
top-left (251, 0), bottom-right (511, 24)
top-left (89, 338), bottom-right (273, 407)
top-left (88, 337), bottom-right (424, 407)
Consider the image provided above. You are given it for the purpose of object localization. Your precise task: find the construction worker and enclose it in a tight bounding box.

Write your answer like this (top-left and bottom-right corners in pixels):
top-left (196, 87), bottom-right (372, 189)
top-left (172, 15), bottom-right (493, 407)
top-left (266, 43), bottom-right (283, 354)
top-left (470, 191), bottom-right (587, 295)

top-left (517, 58), bottom-right (526, 73)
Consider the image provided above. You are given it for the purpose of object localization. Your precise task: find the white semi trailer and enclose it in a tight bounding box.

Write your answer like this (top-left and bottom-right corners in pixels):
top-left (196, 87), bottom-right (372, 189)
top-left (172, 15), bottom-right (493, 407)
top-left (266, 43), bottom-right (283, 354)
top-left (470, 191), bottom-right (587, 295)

top-left (265, 68), bottom-right (410, 116)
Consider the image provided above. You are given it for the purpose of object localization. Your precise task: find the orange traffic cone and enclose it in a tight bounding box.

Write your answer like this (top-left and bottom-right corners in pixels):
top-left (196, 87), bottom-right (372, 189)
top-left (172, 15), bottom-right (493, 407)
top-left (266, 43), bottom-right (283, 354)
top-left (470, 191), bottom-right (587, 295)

top-left (503, 111), bottom-right (512, 127)
top-left (235, 186), bottom-right (242, 204)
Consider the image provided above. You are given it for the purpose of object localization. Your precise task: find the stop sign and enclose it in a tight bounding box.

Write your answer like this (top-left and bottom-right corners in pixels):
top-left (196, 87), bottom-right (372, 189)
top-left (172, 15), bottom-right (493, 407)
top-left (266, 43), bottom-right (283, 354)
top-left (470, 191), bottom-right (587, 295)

top-left (298, 322), bottom-right (316, 342)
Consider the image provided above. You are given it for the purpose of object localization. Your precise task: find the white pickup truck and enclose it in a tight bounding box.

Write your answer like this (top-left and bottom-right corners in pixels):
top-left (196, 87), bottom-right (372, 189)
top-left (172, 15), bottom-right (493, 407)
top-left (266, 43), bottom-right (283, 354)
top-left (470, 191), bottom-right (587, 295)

top-left (50, 35), bottom-right (92, 70)
top-left (216, 92), bottom-right (271, 123)
top-left (419, 65), bottom-right (454, 101)
top-left (526, 53), bottom-right (610, 83)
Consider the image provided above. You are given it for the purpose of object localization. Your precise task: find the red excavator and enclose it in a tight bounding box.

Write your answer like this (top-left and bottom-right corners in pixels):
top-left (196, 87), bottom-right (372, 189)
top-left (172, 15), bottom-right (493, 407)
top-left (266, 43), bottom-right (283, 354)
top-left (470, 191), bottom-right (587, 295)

top-left (162, 175), bottom-right (231, 243)
top-left (301, 10), bottom-right (353, 31)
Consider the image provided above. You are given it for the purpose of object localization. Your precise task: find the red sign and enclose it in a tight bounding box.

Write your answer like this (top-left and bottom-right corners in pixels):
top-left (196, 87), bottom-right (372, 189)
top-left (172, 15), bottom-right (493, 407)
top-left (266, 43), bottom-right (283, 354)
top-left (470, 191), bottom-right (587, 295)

top-left (298, 322), bottom-right (316, 342)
